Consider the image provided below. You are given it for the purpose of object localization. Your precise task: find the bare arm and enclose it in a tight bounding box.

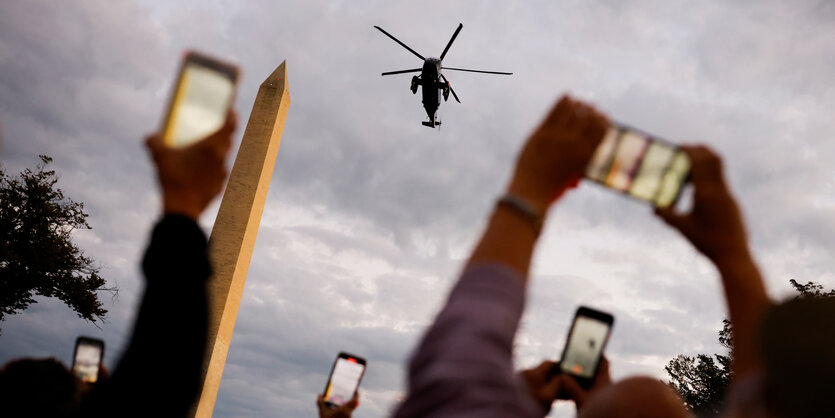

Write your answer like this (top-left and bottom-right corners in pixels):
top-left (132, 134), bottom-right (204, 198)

top-left (469, 96), bottom-right (608, 279)
top-left (656, 146), bottom-right (770, 381)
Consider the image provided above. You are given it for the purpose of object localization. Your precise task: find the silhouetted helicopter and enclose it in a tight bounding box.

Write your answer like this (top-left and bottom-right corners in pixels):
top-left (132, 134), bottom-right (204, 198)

top-left (374, 23), bottom-right (513, 128)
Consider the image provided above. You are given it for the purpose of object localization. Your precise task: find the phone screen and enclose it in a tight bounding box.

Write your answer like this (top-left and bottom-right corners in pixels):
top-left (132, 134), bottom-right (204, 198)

top-left (560, 315), bottom-right (612, 379)
top-left (72, 340), bottom-right (103, 383)
top-left (163, 56), bottom-right (236, 147)
top-left (586, 124), bottom-right (691, 207)
top-left (324, 355), bottom-right (366, 406)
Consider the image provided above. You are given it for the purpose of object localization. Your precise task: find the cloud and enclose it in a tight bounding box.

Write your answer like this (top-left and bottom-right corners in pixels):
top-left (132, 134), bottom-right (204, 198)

top-left (2, 1), bottom-right (834, 417)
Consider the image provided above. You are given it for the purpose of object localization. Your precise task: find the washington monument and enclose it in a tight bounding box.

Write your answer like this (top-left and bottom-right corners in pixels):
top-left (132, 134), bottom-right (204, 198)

top-left (191, 62), bottom-right (290, 417)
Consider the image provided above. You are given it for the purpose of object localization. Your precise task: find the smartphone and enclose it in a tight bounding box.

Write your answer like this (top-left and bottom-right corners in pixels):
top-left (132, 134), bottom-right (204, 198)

top-left (161, 51), bottom-right (239, 148)
top-left (586, 123), bottom-right (691, 208)
top-left (71, 336), bottom-right (105, 383)
top-left (558, 306), bottom-right (614, 389)
top-left (322, 352), bottom-right (367, 407)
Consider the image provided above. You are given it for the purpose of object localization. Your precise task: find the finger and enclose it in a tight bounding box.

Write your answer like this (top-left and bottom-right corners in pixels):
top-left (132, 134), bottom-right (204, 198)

top-left (655, 205), bottom-right (690, 233)
top-left (543, 94), bottom-right (574, 128)
top-left (560, 374), bottom-right (587, 406)
top-left (541, 374), bottom-right (564, 401)
top-left (217, 117), bottom-right (237, 142)
top-left (145, 134), bottom-right (163, 152)
top-left (563, 99), bottom-right (588, 131)
top-left (547, 361), bottom-right (562, 379)
top-left (533, 360), bottom-right (557, 375)
top-left (598, 357), bottom-right (610, 376)
top-left (208, 109), bottom-right (237, 142)
top-left (583, 110), bottom-right (609, 151)
top-left (342, 393), bottom-right (360, 412)
top-left (596, 357), bottom-right (612, 386)
top-left (680, 145), bottom-right (724, 185)
top-left (317, 394), bottom-right (327, 409)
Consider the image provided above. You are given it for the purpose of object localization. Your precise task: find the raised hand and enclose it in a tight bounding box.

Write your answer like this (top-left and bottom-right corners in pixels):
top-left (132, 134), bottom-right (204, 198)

top-left (145, 110), bottom-right (237, 220)
top-left (508, 95), bottom-right (609, 214)
top-left (655, 145), bottom-right (749, 263)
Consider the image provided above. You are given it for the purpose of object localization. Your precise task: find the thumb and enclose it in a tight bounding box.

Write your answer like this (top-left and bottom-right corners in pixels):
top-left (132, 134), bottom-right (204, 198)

top-left (205, 110), bottom-right (236, 158)
top-left (541, 372), bottom-right (564, 401)
top-left (342, 392), bottom-right (359, 411)
top-left (145, 134), bottom-right (163, 152)
top-left (560, 374), bottom-right (588, 407)
top-left (144, 134), bottom-right (165, 164)
top-left (655, 206), bottom-right (689, 233)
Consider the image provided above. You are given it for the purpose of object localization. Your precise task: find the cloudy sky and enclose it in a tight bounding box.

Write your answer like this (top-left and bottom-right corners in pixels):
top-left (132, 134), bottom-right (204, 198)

top-left (1, 0), bottom-right (834, 416)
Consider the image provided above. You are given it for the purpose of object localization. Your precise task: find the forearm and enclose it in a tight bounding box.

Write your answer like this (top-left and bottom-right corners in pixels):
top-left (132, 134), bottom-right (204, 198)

top-left (714, 250), bottom-right (771, 380)
top-left (395, 265), bottom-right (540, 417)
top-left (84, 215), bottom-right (210, 415)
top-left (467, 203), bottom-right (542, 280)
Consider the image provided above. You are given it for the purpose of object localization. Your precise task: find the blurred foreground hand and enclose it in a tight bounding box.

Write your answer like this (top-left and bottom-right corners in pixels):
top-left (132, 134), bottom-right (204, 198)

top-left (317, 393), bottom-right (359, 418)
top-left (508, 95), bottom-right (609, 214)
top-left (145, 110), bottom-right (237, 220)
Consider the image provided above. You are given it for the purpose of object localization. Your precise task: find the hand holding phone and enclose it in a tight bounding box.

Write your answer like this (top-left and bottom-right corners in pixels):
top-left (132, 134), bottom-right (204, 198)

top-left (161, 51), bottom-right (239, 148)
top-left (655, 145), bottom-right (749, 262)
top-left (322, 352), bottom-right (366, 408)
top-left (558, 307), bottom-right (614, 389)
top-left (508, 96), bottom-right (609, 213)
top-left (72, 336), bottom-right (104, 383)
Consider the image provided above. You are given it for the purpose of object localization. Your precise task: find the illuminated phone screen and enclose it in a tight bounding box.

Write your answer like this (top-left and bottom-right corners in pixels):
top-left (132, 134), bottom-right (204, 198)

top-left (163, 61), bottom-right (235, 147)
top-left (324, 357), bottom-right (366, 406)
top-left (560, 316), bottom-right (611, 379)
top-left (72, 342), bottom-right (103, 383)
top-left (586, 125), bottom-right (691, 207)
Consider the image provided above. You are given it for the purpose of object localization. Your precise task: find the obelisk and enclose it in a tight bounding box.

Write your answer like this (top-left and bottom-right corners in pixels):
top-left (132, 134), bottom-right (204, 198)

top-left (191, 62), bottom-right (290, 417)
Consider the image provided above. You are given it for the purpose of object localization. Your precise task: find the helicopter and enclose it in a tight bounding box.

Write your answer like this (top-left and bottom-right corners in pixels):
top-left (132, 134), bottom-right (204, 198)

top-left (374, 23), bottom-right (513, 128)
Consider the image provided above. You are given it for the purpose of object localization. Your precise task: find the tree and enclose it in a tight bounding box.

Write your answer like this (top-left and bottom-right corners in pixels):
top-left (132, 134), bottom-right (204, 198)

top-left (665, 279), bottom-right (835, 415)
top-left (0, 155), bottom-right (114, 334)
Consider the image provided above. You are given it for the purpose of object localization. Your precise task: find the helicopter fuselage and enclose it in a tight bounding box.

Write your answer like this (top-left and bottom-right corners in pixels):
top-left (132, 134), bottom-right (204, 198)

top-left (420, 58), bottom-right (442, 127)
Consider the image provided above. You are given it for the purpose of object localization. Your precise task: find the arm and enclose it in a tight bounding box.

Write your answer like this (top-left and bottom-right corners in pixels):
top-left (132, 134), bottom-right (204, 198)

top-left (394, 96), bottom-right (608, 417)
top-left (106, 214), bottom-right (211, 413)
top-left (74, 112), bottom-right (236, 416)
top-left (656, 146), bottom-right (771, 381)
top-left (469, 97), bottom-right (608, 278)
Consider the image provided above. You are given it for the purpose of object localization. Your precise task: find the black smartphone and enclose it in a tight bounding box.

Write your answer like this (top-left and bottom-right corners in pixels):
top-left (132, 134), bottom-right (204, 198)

top-left (585, 123), bottom-right (691, 208)
top-left (322, 352), bottom-right (367, 407)
top-left (558, 306), bottom-right (614, 389)
top-left (71, 336), bottom-right (105, 383)
top-left (161, 50), bottom-right (239, 148)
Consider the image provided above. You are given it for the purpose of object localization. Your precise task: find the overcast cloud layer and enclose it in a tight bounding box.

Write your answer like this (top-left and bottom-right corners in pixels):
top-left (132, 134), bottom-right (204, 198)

top-left (1, 1), bottom-right (834, 417)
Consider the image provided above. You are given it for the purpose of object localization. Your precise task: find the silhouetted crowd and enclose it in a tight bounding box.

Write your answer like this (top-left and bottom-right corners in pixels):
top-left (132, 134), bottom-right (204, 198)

top-left (2, 87), bottom-right (833, 418)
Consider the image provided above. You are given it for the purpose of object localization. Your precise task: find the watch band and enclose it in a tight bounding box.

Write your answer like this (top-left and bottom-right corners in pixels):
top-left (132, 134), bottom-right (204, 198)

top-left (497, 193), bottom-right (544, 235)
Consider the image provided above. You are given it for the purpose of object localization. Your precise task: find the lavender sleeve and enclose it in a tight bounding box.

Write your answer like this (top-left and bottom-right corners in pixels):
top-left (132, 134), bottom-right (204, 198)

top-left (392, 264), bottom-right (543, 418)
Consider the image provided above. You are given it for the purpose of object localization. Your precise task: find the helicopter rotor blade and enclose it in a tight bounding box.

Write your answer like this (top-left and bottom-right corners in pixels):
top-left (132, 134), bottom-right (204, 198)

top-left (441, 67), bottom-right (513, 75)
top-left (374, 26), bottom-right (425, 61)
top-left (441, 74), bottom-right (461, 103)
top-left (381, 68), bottom-right (423, 76)
top-left (439, 23), bottom-right (463, 61)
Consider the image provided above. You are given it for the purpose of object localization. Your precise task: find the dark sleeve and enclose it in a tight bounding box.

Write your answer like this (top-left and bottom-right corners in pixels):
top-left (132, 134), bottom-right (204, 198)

top-left (74, 215), bottom-right (210, 417)
top-left (392, 264), bottom-right (543, 418)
